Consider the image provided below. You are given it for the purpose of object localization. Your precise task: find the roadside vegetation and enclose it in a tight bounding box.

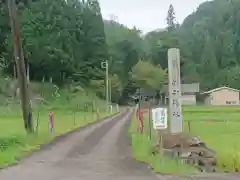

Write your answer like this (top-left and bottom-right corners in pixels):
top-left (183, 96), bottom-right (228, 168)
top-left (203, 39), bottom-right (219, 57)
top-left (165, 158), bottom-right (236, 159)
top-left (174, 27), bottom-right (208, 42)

top-left (130, 105), bottom-right (240, 174)
top-left (1, 0), bottom-right (240, 173)
top-left (129, 114), bottom-right (195, 176)
top-left (0, 80), bottom-right (115, 168)
top-left (183, 106), bottom-right (240, 172)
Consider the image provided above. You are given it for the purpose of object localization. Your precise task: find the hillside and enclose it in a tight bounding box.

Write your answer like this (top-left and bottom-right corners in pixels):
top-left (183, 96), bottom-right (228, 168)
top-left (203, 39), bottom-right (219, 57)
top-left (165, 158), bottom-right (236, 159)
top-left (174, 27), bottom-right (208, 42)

top-left (179, 0), bottom-right (240, 89)
top-left (143, 0), bottom-right (240, 90)
top-left (1, 1), bottom-right (166, 105)
top-left (1, 0), bottom-right (237, 101)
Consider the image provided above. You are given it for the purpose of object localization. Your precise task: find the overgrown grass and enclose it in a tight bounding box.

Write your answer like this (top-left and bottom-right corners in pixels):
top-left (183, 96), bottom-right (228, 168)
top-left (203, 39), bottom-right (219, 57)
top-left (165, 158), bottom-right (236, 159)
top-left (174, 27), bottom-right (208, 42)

top-left (129, 115), bottom-right (195, 176)
top-left (0, 84), bottom-right (116, 168)
top-left (129, 105), bottom-right (240, 173)
top-left (183, 106), bottom-right (240, 172)
top-left (0, 109), bottom-right (109, 167)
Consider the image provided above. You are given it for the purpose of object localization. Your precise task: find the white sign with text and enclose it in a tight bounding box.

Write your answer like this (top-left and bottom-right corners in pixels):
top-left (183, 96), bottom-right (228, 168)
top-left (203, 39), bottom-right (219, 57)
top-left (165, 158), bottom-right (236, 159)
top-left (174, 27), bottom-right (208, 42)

top-left (152, 108), bottom-right (168, 130)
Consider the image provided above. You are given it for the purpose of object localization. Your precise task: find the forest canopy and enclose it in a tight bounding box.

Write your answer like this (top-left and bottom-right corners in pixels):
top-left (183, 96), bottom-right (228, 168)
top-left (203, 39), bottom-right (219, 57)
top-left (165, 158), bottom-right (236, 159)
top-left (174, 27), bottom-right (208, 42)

top-left (0, 0), bottom-right (238, 103)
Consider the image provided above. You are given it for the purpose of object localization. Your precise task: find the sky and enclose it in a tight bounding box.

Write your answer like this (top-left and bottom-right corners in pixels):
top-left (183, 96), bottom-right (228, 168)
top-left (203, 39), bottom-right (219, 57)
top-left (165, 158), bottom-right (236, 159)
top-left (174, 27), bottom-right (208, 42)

top-left (99, 0), bottom-right (208, 33)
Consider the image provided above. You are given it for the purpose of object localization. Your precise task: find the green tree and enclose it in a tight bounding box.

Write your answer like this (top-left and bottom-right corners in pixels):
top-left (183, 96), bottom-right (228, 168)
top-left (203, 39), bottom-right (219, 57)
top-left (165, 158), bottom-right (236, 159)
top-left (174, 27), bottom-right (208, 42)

top-left (104, 20), bottom-right (143, 102)
top-left (178, 0), bottom-right (240, 89)
top-left (131, 60), bottom-right (167, 90)
top-left (143, 30), bottom-right (179, 69)
top-left (200, 36), bottom-right (218, 89)
top-left (3, 0), bottom-right (108, 86)
top-left (166, 4), bottom-right (176, 30)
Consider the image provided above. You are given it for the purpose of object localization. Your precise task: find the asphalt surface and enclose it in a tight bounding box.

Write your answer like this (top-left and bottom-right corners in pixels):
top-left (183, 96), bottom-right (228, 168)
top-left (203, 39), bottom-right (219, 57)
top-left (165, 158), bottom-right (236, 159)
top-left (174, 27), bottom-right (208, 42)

top-left (0, 108), bottom-right (239, 180)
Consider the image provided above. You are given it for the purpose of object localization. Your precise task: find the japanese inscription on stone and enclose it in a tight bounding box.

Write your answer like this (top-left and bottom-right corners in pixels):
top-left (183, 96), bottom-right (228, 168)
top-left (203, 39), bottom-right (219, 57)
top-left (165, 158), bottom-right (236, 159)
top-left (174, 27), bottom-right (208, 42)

top-left (168, 48), bottom-right (182, 134)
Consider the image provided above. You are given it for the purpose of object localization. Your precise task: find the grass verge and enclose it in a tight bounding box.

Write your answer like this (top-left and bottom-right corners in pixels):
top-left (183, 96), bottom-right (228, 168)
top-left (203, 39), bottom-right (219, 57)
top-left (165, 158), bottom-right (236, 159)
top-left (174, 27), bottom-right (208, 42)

top-left (183, 106), bottom-right (240, 172)
top-left (129, 114), bottom-right (196, 176)
top-left (0, 102), bottom-right (115, 168)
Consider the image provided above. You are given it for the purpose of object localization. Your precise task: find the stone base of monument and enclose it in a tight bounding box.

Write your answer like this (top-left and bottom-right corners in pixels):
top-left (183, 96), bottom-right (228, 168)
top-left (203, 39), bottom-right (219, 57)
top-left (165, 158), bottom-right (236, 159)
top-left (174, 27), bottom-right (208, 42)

top-left (153, 134), bottom-right (218, 173)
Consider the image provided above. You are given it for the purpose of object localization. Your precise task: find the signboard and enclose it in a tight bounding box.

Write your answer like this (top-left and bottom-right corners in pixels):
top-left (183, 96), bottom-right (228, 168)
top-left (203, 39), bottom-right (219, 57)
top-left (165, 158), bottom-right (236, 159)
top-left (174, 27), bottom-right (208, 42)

top-left (168, 48), bottom-right (182, 134)
top-left (152, 108), bottom-right (168, 130)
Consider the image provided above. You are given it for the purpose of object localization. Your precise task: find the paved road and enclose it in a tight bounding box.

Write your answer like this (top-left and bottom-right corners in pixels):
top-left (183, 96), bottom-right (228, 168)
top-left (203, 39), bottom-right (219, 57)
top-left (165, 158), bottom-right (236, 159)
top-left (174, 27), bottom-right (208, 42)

top-left (0, 108), bottom-right (239, 180)
top-left (0, 109), bottom-right (161, 180)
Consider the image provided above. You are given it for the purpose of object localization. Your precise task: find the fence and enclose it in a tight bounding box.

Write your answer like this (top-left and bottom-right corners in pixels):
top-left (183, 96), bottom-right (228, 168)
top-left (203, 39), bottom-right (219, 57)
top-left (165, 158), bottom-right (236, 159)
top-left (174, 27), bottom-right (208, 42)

top-left (136, 105), bottom-right (240, 173)
top-left (0, 90), bottom-right (120, 167)
top-left (0, 93), bottom-right (119, 137)
top-left (185, 119), bottom-right (240, 172)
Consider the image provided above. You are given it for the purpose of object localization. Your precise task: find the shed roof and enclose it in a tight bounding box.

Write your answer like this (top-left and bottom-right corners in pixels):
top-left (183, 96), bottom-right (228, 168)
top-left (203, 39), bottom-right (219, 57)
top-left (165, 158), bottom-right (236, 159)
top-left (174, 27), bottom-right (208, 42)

top-left (202, 86), bottom-right (240, 94)
top-left (163, 83), bottom-right (200, 93)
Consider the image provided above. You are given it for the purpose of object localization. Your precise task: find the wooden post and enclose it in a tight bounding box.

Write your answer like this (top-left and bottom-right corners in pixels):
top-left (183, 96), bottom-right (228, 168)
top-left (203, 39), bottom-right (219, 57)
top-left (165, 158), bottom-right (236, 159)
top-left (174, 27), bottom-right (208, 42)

top-left (148, 107), bottom-right (152, 140)
top-left (159, 131), bottom-right (163, 155)
top-left (97, 108), bottom-right (99, 119)
top-left (158, 130), bottom-right (164, 165)
top-left (138, 88), bottom-right (143, 134)
top-left (35, 98), bottom-right (43, 134)
top-left (188, 121), bottom-right (191, 133)
top-left (8, 0), bottom-right (33, 133)
top-left (13, 64), bottom-right (16, 78)
top-left (36, 108), bottom-right (40, 134)
top-left (73, 110), bottom-right (76, 125)
top-left (27, 63), bottom-right (30, 82)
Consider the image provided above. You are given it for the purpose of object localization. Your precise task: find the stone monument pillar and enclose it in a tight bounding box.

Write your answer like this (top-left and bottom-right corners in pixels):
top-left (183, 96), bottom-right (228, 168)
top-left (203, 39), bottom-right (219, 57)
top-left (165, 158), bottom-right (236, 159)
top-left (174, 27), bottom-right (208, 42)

top-left (167, 48), bottom-right (182, 134)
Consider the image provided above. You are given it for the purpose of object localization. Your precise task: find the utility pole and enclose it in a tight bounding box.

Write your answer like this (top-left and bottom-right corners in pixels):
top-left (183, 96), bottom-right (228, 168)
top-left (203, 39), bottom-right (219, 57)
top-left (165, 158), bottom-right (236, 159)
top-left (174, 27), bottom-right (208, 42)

top-left (8, 0), bottom-right (33, 133)
top-left (101, 60), bottom-right (109, 112)
top-left (109, 78), bottom-right (111, 102)
top-left (106, 61), bottom-right (109, 111)
top-left (109, 57), bottom-right (112, 103)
